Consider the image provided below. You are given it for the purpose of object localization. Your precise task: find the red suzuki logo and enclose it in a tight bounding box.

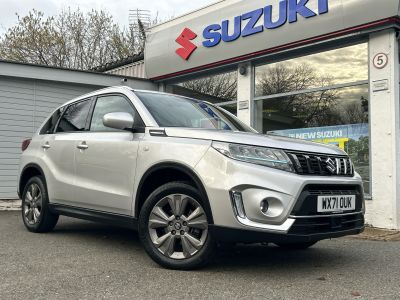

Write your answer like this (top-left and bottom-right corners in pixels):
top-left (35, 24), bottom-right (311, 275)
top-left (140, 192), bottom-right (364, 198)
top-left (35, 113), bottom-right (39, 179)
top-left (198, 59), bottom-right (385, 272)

top-left (175, 28), bottom-right (197, 60)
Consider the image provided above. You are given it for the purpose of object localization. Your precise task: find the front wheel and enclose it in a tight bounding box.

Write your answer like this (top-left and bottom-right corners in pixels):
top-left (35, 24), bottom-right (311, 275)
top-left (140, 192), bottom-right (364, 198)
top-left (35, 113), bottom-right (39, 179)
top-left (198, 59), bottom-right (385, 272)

top-left (274, 241), bottom-right (318, 250)
top-left (139, 182), bottom-right (215, 270)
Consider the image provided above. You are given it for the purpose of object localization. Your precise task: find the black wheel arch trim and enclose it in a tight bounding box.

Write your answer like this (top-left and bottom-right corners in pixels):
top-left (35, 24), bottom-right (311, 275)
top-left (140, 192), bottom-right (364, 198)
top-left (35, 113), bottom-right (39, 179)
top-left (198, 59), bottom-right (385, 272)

top-left (135, 162), bottom-right (214, 224)
top-left (19, 163), bottom-right (48, 199)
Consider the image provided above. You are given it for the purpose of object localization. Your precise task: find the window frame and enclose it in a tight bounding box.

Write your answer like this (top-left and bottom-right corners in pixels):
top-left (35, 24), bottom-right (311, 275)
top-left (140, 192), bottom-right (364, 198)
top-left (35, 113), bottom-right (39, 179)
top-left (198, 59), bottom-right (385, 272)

top-left (87, 93), bottom-right (145, 133)
top-left (253, 80), bottom-right (369, 102)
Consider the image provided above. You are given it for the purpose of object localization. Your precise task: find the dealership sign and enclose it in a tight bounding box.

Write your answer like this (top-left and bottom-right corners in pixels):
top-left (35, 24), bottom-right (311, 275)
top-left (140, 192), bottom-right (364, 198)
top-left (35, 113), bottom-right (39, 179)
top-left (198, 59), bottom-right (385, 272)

top-left (176, 0), bottom-right (329, 60)
top-left (268, 123), bottom-right (369, 151)
top-left (145, 0), bottom-right (400, 79)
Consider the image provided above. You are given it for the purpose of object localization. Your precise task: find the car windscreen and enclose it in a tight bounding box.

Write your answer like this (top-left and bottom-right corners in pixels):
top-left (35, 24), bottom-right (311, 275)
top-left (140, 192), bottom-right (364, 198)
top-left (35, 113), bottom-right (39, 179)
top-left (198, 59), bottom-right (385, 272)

top-left (135, 91), bottom-right (253, 132)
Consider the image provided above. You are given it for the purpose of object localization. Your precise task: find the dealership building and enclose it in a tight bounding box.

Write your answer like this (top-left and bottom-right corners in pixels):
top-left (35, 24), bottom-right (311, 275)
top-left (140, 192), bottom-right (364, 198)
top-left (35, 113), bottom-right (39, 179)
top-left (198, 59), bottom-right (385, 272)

top-left (1, 0), bottom-right (400, 230)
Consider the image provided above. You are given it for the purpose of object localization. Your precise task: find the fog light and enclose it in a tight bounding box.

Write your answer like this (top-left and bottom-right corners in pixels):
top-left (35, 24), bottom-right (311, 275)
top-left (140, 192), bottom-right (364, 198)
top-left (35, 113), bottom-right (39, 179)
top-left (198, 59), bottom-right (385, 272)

top-left (260, 199), bottom-right (269, 215)
top-left (231, 191), bottom-right (246, 219)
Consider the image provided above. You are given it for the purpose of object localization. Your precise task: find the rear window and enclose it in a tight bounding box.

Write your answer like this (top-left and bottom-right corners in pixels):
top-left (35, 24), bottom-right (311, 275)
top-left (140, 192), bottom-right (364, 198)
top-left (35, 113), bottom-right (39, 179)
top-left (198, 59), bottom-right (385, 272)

top-left (40, 107), bottom-right (65, 134)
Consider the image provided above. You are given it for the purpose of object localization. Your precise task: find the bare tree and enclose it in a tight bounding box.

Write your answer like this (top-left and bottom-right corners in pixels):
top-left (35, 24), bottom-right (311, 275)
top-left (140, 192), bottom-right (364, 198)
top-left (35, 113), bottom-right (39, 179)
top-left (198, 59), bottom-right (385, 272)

top-left (137, 19), bottom-right (147, 53)
top-left (0, 9), bottom-right (147, 70)
top-left (182, 72), bottom-right (238, 102)
top-left (257, 63), bottom-right (340, 127)
top-left (337, 96), bottom-right (368, 124)
top-left (257, 63), bottom-right (317, 96)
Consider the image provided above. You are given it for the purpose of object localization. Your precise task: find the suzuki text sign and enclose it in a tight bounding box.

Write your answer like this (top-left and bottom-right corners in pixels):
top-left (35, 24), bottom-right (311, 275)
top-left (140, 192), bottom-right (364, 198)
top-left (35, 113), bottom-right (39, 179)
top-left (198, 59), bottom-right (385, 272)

top-left (145, 0), bottom-right (400, 79)
top-left (199, 0), bottom-right (328, 51)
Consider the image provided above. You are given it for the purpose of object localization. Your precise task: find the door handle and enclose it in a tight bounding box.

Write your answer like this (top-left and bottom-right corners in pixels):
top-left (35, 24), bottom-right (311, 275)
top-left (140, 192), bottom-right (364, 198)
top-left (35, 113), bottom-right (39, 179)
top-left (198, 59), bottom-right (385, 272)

top-left (41, 142), bottom-right (51, 149)
top-left (77, 142), bottom-right (89, 150)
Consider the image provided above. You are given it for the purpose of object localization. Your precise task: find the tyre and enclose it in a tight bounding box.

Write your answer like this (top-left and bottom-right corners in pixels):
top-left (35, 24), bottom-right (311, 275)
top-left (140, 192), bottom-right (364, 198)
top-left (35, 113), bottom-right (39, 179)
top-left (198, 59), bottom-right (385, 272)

top-left (274, 241), bottom-right (318, 250)
top-left (139, 182), bottom-right (215, 270)
top-left (21, 176), bottom-right (59, 233)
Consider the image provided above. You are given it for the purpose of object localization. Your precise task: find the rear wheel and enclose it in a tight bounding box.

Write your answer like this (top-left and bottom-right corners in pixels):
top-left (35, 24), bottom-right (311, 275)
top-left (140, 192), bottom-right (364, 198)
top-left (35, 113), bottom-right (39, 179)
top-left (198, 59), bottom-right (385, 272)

top-left (21, 176), bottom-right (59, 233)
top-left (275, 241), bottom-right (318, 250)
top-left (139, 182), bottom-right (215, 270)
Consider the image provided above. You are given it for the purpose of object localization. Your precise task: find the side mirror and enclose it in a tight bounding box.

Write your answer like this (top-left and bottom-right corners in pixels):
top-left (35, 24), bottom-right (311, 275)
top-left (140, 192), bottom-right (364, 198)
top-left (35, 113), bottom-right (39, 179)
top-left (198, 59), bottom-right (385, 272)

top-left (103, 112), bottom-right (134, 131)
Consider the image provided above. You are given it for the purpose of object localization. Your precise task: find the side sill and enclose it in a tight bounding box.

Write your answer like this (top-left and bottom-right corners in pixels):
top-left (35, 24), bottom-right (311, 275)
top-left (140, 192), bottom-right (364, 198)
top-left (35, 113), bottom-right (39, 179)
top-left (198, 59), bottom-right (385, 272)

top-left (49, 204), bottom-right (138, 230)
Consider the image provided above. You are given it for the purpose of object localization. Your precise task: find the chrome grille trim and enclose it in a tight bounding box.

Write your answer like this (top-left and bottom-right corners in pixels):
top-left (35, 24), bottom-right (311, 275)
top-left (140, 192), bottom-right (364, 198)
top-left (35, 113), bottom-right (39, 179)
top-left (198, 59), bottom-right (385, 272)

top-left (286, 151), bottom-right (354, 176)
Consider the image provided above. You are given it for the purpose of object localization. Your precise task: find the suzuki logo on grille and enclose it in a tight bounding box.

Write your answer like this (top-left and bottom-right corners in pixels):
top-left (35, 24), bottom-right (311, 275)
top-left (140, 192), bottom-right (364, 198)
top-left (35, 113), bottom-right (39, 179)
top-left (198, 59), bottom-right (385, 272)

top-left (175, 28), bottom-right (197, 60)
top-left (325, 158), bottom-right (337, 174)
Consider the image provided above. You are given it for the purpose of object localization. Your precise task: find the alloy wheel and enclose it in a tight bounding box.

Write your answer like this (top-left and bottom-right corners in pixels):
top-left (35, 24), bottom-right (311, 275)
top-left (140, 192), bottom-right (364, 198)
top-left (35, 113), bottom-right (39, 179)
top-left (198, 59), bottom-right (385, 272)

top-left (148, 194), bottom-right (208, 260)
top-left (23, 183), bottom-right (43, 225)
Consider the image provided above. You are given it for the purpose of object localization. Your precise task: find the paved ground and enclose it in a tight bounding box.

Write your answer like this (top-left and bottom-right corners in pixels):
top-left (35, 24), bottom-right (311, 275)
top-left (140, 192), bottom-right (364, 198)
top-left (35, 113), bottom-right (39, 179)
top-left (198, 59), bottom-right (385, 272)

top-left (1, 211), bottom-right (399, 300)
top-left (350, 227), bottom-right (400, 242)
top-left (0, 200), bottom-right (21, 211)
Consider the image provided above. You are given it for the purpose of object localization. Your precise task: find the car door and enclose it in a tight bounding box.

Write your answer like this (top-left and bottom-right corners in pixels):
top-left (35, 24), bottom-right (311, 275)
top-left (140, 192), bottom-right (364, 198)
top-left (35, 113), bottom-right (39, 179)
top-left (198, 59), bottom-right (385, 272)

top-left (40, 98), bottom-right (93, 205)
top-left (73, 94), bottom-right (144, 215)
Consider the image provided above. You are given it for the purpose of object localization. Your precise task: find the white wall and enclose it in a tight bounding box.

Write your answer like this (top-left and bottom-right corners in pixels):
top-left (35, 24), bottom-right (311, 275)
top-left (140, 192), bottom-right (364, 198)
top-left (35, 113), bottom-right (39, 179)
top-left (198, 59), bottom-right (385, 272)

top-left (106, 61), bottom-right (147, 79)
top-left (236, 63), bottom-right (254, 125)
top-left (365, 29), bottom-right (400, 230)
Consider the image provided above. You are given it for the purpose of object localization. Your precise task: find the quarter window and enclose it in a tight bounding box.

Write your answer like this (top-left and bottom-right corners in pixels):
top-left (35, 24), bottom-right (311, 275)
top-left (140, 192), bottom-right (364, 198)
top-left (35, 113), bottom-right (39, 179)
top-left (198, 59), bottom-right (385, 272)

top-left (40, 107), bottom-right (65, 134)
top-left (90, 95), bottom-right (137, 132)
top-left (56, 99), bottom-right (92, 133)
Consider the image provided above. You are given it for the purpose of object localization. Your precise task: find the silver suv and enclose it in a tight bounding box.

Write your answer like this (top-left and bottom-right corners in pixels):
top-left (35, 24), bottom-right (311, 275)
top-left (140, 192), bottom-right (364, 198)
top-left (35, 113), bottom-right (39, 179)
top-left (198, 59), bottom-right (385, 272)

top-left (18, 86), bottom-right (365, 269)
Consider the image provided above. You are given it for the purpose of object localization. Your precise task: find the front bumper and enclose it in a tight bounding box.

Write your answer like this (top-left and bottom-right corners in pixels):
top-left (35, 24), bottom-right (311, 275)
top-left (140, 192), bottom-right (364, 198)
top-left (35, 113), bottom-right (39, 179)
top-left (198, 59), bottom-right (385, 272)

top-left (210, 213), bottom-right (365, 243)
top-left (195, 148), bottom-right (365, 239)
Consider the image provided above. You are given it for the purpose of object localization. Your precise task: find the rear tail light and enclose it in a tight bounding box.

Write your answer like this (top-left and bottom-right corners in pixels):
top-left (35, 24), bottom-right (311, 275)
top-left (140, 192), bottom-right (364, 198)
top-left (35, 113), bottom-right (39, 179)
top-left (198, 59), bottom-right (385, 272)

top-left (21, 139), bottom-right (31, 151)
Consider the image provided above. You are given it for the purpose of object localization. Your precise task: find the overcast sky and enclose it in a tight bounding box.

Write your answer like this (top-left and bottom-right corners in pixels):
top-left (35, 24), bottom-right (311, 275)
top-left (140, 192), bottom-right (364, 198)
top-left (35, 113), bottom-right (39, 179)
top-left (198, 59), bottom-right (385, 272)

top-left (0, 0), bottom-right (216, 33)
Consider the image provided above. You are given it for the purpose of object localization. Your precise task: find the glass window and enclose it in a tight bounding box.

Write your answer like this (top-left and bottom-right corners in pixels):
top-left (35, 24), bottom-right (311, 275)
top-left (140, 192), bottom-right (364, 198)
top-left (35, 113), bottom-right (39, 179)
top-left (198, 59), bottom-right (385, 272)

top-left (256, 85), bottom-right (368, 131)
top-left (167, 70), bottom-right (237, 104)
top-left (255, 44), bottom-right (368, 97)
top-left (56, 99), bottom-right (92, 133)
top-left (90, 95), bottom-right (137, 132)
top-left (40, 107), bottom-right (65, 134)
top-left (136, 91), bottom-right (251, 132)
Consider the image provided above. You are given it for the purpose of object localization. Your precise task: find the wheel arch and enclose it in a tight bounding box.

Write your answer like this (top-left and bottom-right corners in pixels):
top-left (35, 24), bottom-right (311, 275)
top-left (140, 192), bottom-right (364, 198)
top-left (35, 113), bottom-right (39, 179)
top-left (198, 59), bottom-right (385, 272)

top-left (19, 163), bottom-right (48, 199)
top-left (135, 162), bottom-right (214, 224)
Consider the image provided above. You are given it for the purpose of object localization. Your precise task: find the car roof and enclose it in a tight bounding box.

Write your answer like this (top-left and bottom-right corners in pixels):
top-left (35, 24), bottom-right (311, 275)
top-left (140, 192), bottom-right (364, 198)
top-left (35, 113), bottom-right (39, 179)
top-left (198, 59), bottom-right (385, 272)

top-left (61, 86), bottom-right (134, 107)
top-left (60, 86), bottom-right (194, 107)
top-left (61, 86), bottom-right (219, 108)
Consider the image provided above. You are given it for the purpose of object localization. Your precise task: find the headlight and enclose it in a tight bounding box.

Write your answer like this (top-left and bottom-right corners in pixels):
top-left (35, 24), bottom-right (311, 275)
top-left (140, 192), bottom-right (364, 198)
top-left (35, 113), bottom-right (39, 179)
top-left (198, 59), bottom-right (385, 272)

top-left (212, 141), bottom-right (295, 172)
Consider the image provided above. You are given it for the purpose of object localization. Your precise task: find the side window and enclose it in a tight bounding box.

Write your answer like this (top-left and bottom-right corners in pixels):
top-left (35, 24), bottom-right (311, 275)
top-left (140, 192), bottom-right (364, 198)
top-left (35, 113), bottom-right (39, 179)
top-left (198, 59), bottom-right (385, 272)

top-left (90, 95), bottom-right (141, 132)
top-left (56, 99), bottom-right (92, 133)
top-left (40, 107), bottom-right (65, 134)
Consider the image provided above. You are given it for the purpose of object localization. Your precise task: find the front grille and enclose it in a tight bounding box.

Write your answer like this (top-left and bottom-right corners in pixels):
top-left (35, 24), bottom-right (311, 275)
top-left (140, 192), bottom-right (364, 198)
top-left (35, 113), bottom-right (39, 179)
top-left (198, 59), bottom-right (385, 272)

top-left (291, 185), bottom-right (363, 216)
top-left (289, 214), bottom-right (364, 235)
top-left (286, 151), bottom-right (354, 176)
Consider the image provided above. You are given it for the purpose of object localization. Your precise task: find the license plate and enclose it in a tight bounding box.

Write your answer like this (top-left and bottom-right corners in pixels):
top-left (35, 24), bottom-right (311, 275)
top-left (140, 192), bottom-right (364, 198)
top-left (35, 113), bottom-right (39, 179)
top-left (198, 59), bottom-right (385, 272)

top-left (317, 195), bottom-right (356, 213)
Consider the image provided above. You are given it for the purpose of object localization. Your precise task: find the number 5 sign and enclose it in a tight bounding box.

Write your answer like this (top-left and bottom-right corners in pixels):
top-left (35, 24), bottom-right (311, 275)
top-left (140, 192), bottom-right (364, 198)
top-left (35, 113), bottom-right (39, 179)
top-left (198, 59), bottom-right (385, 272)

top-left (373, 53), bottom-right (389, 69)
